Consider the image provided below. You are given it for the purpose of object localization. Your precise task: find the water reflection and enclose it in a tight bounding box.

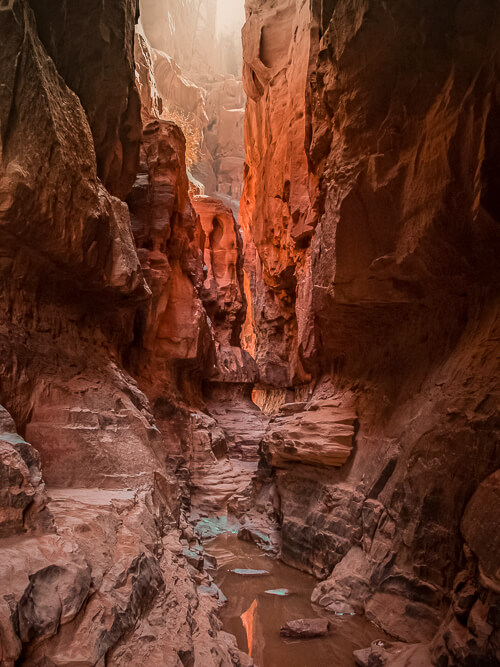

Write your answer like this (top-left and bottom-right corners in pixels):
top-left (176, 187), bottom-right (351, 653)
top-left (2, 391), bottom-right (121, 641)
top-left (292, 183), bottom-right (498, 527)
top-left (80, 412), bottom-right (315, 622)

top-left (241, 598), bottom-right (258, 656)
top-left (208, 533), bottom-right (386, 667)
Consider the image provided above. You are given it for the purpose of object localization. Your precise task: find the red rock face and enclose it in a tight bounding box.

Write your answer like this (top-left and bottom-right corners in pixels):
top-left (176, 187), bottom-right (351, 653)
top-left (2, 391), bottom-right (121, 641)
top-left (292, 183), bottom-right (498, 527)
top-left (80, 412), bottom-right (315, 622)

top-left (242, 0), bottom-right (500, 650)
top-left (0, 406), bottom-right (53, 538)
top-left (1, 0), bottom-right (498, 662)
top-left (126, 106), bottom-right (213, 400)
top-left (241, 0), bottom-right (321, 386)
top-left (27, 0), bottom-right (142, 199)
top-left (194, 196), bottom-right (246, 348)
top-left (0, 2), bottom-right (254, 664)
top-left (0, 0), bottom-right (157, 489)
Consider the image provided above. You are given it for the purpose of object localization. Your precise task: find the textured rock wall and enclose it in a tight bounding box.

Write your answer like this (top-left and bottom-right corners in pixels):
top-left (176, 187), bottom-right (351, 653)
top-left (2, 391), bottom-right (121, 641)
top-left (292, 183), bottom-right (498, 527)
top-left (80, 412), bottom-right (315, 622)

top-left (195, 195), bottom-right (246, 349)
top-left (242, 0), bottom-right (500, 655)
top-left (28, 0), bottom-right (142, 199)
top-left (128, 32), bottom-right (213, 406)
top-left (0, 0), bottom-right (159, 489)
top-left (0, 410), bottom-right (250, 666)
top-left (0, 2), bottom-right (253, 664)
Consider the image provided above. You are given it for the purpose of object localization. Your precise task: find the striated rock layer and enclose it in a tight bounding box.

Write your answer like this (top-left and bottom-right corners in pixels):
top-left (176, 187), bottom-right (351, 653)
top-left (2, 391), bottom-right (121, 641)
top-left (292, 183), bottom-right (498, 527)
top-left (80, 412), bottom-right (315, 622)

top-left (241, 0), bottom-right (500, 658)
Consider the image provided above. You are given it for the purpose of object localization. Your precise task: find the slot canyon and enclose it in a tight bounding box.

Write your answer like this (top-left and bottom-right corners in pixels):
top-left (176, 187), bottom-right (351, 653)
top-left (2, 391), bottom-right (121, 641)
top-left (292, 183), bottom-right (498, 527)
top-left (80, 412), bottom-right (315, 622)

top-left (0, 0), bottom-right (499, 665)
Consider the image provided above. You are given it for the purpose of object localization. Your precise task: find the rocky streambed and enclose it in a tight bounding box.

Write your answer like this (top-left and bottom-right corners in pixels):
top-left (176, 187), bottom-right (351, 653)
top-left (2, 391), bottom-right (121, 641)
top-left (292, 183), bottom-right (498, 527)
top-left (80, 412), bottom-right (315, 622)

top-left (192, 516), bottom-right (389, 667)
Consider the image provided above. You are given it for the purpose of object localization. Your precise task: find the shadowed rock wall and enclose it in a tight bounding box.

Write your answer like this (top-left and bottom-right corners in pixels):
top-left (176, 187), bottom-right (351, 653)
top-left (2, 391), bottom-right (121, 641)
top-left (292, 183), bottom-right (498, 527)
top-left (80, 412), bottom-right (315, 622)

top-left (242, 0), bottom-right (500, 658)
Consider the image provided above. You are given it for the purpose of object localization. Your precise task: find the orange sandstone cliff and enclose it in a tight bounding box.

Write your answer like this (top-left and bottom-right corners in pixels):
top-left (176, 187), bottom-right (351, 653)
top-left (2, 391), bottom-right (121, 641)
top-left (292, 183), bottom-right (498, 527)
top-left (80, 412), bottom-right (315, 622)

top-left (241, 0), bottom-right (500, 662)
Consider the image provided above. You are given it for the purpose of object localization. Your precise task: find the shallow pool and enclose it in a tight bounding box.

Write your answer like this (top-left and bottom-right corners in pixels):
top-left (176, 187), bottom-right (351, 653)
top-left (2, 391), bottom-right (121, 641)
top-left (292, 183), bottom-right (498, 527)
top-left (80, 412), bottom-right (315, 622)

top-left (206, 532), bottom-right (386, 667)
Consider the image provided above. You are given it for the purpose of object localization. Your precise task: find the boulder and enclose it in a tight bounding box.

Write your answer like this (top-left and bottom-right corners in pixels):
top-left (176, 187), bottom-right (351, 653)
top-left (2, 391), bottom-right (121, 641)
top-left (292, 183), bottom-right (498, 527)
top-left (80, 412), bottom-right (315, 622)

top-left (280, 618), bottom-right (329, 639)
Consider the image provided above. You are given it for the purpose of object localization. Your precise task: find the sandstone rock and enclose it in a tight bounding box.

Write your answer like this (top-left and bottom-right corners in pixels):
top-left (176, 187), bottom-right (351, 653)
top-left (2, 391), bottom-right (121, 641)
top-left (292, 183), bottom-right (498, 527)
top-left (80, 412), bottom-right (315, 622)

top-left (128, 41), bottom-right (214, 399)
top-left (0, 487), bottom-right (245, 666)
top-left (241, 0), bottom-right (500, 654)
top-left (280, 617), bottom-right (329, 639)
top-left (0, 0), bottom-right (143, 297)
top-left (28, 0), bottom-right (142, 199)
top-left (24, 371), bottom-right (164, 490)
top-left (205, 383), bottom-right (268, 461)
top-left (240, 0), bottom-right (320, 385)
top-left (194, 193), bottom-right (256, 388)
top-left (462, 469), bottom-right (500, 593)
top-left (261, 398), bottom-right (357, 468)
top-left (0, 405), bottom-right (52, 537)
top-left (140, 2), bottom-right (246, 207)
top-left (311, 547), bottom-right (373, 614)
top-left (18, 562), bottom-right (92, 643)
top-left (128, 116), bottom-right (209, 370)
top-left (0, 440), bottom-right (38, 537)
top-left (153, 49), bottom-right (208, 121)
top-left (1, 1), bottom-right (498, 666)
top-left (0, 2), bottom-right (252, 665)
top-left (134, 25), bottom-right (163, 120)
top-left (278, 473), bottom-right (365, 578)
top-left (365, 593), bottom-right (442, 644)
top-left (353, 640), bottom-right (432, 667)
top-left (0, 406), bottom-right (16, 434)
top-left (0, 597), bottom-right (21, 667)
top-left (429, 499), bottom-right (500, 666)
top-left (0, 0), bottom-right (160, 500)
top-left (194, 196), bottom-right (245, 347)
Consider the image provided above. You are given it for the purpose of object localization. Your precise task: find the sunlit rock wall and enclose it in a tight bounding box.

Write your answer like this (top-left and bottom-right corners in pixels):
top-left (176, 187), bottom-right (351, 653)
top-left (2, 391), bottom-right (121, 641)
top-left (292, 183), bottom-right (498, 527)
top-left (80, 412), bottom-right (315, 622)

top-left (139, 0), bottom-right (241, 79)
top-left (139, 0), bottom-right (246, 215)
top-left (242, 0), bottom-right (500, 656)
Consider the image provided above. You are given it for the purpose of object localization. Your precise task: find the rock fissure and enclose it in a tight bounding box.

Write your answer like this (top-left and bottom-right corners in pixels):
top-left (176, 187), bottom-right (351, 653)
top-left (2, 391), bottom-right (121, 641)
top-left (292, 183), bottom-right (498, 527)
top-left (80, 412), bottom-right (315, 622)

top-left (0, 0), bottom-right (499, 666)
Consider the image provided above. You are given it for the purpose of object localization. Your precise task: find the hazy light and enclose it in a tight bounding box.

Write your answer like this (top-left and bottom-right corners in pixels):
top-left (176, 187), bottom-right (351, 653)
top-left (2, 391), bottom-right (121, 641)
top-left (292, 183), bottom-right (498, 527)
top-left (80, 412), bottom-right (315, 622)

top-left (216, 0), bottom-right (245, 35)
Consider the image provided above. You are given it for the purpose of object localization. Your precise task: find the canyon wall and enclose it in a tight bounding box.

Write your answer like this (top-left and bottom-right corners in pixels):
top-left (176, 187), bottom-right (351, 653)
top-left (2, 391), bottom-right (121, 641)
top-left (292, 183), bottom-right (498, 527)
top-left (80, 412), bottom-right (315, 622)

top-left (139, 0), bottom-right (246, 215)
top-left (242, 0), bottom-right (500, 661)
top-left (0, 1), bottom-right (253, 664)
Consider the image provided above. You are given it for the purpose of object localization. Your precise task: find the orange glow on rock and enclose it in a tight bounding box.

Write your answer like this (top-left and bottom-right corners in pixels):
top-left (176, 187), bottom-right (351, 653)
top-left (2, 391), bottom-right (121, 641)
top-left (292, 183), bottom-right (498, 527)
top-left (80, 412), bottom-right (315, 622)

top-left (240, 598), bottom-right (258, 656)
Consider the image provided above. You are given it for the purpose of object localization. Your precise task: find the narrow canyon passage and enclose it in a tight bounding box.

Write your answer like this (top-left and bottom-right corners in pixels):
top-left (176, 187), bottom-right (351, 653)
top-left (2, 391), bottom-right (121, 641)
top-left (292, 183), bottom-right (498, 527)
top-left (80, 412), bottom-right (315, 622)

top-left (0, 1), bottom-right (499, 667)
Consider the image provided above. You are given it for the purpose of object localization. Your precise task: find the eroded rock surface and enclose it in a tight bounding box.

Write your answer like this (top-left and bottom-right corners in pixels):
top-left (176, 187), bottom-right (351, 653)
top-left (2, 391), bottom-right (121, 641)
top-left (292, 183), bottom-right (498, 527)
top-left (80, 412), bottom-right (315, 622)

top-left (0, 406), bottom-right (52, 538)
top-left (280, 618), bottom-right (329, 639)
top-left (262, 397), bottom-right (357, 468)
top-left (139, 1), bottom-right (246, 213)
top-left (429, 471), bottom-right (500, 665)
top-left (28, 0), bottom-right (142, 199)
top-left (241, 0), bottom-right (500, 656)
top-left (2, 0), bottom-right (499, 664)
top-left (0, 486), bottom-right (252, 666)
top-left (0, 1), bottom-right (254, 663)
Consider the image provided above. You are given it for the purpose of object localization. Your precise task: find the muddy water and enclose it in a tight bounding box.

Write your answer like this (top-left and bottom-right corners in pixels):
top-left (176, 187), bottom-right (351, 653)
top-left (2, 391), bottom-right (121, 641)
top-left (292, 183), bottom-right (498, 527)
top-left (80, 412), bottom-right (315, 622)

top-left (207, 533), bottom-right (385, 667)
